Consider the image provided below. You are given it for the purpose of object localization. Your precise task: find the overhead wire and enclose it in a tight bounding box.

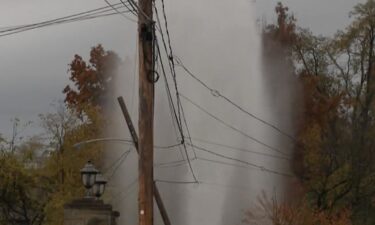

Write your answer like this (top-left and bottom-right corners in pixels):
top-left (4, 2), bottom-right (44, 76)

top-left (154, 3), bottom-right (183, 137)
top-left (0, 3), bottom-right (125, 32)
top-left (154, 157), bottom-right (197, 168)
top-left (0, 4), bottom-right (132, 37)
top-left (104, 0), bottom-right (137, 22)
top-left (155, 156), bottom-right (258, 171)
top-left (155, 160), bottom-right (190, 168)
top-left (155, 179), bottom-right (198, 184)
top-left (153, 11), bottom-right (197, 159)
top-left (184, 136), bottom-right (291, 161)
top-left (154, 143), bottom-right (183, 150)
top-left (156, 136), bottom-right (290, 161)
top-left (154, 142), bottom-right (292, 177)
top-left (125, 0), bottom-right (140, 15)
top-left (112, 177), bottom-right (138, 206)
top-left (173, 55), bottom-right (296, 142)
top-left (119, 0), bottom-right (139, 16)
top-left (156, 179), bottom-right (258, 192)
top-left (179, 104), bottom-right (198, 159)
top-left (107, 148), bottom-right (133, 181)
top-left (0, 11), bottom-right (130, 37)
top-left (102, 149), bottom-right (132, 174)
top-left (155, 37), bottom-right (198, 182)
top-left (155, 28), bottom-right (185, 158)
top-left (157, 0), bottom-right (182, 129)
top-left (197, 156), bottom-right (255, 170)
top-left (154, 2), bottom-right (200, 178)
top-left (128, 0), bottom-right (153, 22)
top-left (180, 93), bottom-right (290, 156)
top-left (155, 38), bottom-right (186, 160)
top-left (154, 141), bottom-right (291, 178)
top-left (154, 5), bottom-right (183, 135)
top-left (190, 144), bottom-right (293, 177)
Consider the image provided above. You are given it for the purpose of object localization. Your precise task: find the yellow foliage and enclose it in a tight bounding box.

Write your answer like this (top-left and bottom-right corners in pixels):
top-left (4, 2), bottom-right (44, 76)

top-left (244, 192), bottom-right (352, 225)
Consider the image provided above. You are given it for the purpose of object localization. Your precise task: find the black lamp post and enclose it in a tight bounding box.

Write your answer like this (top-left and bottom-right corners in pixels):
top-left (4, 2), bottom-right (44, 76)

top-left (80, 161), bottom-right (99, 198)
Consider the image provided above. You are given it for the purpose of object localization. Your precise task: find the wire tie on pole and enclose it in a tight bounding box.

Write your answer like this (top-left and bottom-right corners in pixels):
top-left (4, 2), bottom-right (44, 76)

top-left (147, 70), bottom-right (160, 83)
top-left (211, 89), bottom-right (220, 97)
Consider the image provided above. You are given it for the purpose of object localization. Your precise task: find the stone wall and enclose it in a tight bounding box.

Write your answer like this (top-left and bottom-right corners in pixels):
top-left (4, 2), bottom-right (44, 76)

top-left (64, 198), bottom-right (119, 225)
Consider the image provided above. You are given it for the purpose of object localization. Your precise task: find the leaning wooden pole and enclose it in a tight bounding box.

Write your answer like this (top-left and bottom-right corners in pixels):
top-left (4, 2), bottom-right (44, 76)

top-left (117, 97), bottom-right (172, 225)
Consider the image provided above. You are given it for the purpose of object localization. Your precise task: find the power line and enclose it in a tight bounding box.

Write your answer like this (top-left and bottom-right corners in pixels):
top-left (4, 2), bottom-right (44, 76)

top-left (128, 0), bottom-right (153, 22)
top-left (155, 179), bottom-right (280, 191)
top-left (125, 0), bottom-right (139, 15)
top-left (155, 39), bottom-right (184, 141)
top-left (190, 144), bottom-right (293, 177)
top-left (154, 158), bottom-right (197, 168)
top-left (155, 153), bottom-right (291, 177)
top-left (104, 0), bottom-right (137, 22)
top-left (156, 38), bottom-right (186, 161)
top-left (155, 143), bottom-right (182, 150)
top-left (185, 136), bottom-right (290, 161)
top-left (154, 3), bottom-right (182, 130)
top-left (179, 100), bottom-right (198, 159)
top-left (180, 93), bottom-right (290, 156)
top-left (0, 5), bottom-right (132, 37)
top-left (154, 143), bottom-right (291, 177)
top-left (0, 3), bottom-right (125, 32)
top-left (155, 38), bottom-right (198, 182)
top-left (154, 4), bottom-right (193, 160)
top-left (107, 148), bottom-right (133, 181)
top-left (154, 5), bottom-right (182, 131)
top-left (156, 136), bottom-right (290, 161)
top-left (155, 160), bottom-right (189, 168)
top-left (156, 0), bottom-right (182, 129)
top-left (74, 137), bottom-right (180, 150)
top-left (198, 180), bottom-right (255, 191)
top-left (112, 177), bottom-right (138, 206)
top-left (197, 156), bottom-right (254, 170)
top-left (0, 11), bottom-right (130, 37)
top-left (0, 6), bottom-right (132, 37)
top-left (174, 56), bottom-right (296, 142)
top-left (155, 179), bottom-right (198, 184)
top-left (154, 4), bottom-right (199, 182)
top-left (102, 149), bottom-right (132, 174)
top-left (119, 0), bottom-right (139, 16)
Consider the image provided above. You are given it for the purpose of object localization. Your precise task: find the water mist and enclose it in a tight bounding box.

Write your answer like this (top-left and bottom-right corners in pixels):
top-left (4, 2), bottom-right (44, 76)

top-left (106, 0), bottom-right (296, 224)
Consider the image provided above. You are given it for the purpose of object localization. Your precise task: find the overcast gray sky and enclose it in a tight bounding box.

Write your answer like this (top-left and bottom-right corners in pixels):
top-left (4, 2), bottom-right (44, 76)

top-left (0, 0), bottom-right (365, 138)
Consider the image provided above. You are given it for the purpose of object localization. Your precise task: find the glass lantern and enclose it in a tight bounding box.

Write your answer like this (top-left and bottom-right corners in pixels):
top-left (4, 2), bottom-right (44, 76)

top-left (80, 161), bottom-right (98, 197)
top-left (92, 173), bottom-right (107, 199)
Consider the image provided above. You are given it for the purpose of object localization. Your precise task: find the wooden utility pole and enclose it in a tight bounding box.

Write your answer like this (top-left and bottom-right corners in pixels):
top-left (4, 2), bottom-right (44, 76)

top-left (138, 0), bottom-right (154, 224)
top-left (118, 97), bottom-right (172, 225)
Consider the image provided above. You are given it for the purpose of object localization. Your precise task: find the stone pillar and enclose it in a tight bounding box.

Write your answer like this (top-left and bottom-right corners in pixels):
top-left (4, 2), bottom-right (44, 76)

top-left (64, 198), bottom-right (120, 225)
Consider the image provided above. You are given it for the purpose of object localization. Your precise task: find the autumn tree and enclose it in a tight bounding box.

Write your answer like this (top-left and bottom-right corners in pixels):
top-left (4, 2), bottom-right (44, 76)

top-left (40, 105), bottom-right (104, 225)
top-left (0, 124), bottom-right (49, 225)
top-left (259, 1), bottom-right (375, 224)
top-left (328, 1), bottom-right (375, 222)
top-left (244, 192), bottom-right (352, 225)
top-left (262, 2), bottom-right (297, 59)
top-left (265, 1), bottom-right (375, 224)
top-left (0, 153), bottom-right (46, 225)
top-left (0, 44), bottom-right (120, 225)
top-left (42, 45), bottom-right (120, 225)
top-left (63, 44), bottom-right (121, 117)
